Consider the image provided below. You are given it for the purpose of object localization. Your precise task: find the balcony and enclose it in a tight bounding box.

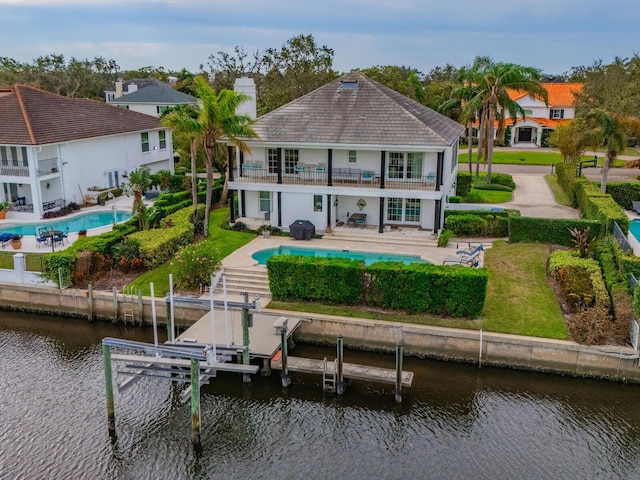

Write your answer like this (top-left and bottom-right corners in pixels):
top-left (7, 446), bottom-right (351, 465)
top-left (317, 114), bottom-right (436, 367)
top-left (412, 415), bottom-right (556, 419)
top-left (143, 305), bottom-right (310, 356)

top-left (37, 157), bottom-right (60, 177)
top-left (233, 166), bottom-right (438, 191)
top-left (0, 164), bottom-right (29, 177)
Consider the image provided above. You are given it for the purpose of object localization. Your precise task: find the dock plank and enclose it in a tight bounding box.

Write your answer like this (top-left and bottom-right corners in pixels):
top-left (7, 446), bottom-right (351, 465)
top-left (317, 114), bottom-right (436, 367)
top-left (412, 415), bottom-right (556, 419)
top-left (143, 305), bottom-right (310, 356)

top-left (111, 353), bottom-right (259, 374)
top-left (271, 356), bottom-right (413, 387)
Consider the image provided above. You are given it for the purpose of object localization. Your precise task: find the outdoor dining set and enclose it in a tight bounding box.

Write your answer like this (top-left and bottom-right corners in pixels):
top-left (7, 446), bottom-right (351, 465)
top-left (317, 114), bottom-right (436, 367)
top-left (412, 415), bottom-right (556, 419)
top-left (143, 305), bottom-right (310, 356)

top-left (35, 226), bottom-right (69, 248)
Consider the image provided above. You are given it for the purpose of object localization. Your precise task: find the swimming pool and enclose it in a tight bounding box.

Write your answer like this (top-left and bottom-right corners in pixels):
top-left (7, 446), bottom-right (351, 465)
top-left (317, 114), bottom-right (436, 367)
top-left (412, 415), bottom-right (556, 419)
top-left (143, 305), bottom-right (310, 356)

top-left (630, 219), bottom-right (640, 242)
top-left (252, 246), bottom-right (429, 266)
top-left (0, 211), bottom-right (132, 236)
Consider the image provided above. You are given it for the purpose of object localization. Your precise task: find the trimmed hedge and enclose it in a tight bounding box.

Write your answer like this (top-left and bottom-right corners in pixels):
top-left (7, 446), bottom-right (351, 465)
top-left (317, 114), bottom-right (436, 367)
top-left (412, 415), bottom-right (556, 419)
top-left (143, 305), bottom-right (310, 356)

top-left (555, 163), bottom-right (579, 206)
top-left (575, 179), bottom-right (629, 234)
top-left (444, 209), bottom-right (514, 237)
top-left (475, 171), bottom-right (516, 190)
top-left (266, 256), bottom-right (489, 317)
top-left (508, 217), bottom-right (602, 246)
top-left (456, 172), bottom-right (472, 196)
top-left (473, 181), bottom-right (513, 192)
top-left (601, 182), bottom-right (640, 210)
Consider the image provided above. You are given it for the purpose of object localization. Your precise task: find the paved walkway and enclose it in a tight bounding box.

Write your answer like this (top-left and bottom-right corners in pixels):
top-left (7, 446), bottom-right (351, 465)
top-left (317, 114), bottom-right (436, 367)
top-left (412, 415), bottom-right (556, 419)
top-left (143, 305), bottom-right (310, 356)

top-left (506, 174), bottom-right (579, 219)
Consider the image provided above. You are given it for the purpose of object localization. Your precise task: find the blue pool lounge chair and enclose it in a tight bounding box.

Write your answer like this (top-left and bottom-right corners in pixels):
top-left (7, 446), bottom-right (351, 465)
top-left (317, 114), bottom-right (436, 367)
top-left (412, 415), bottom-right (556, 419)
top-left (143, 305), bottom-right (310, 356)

top-left (633, 201), bottom-right (640, 214)
top-left (0, 232), bottom-right (15, 248)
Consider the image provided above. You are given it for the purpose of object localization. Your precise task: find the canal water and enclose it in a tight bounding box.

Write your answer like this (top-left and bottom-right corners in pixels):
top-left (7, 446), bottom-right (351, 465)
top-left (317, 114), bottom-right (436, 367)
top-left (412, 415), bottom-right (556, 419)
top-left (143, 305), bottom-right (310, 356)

top-left (1, 311), bottom-right (640, 480)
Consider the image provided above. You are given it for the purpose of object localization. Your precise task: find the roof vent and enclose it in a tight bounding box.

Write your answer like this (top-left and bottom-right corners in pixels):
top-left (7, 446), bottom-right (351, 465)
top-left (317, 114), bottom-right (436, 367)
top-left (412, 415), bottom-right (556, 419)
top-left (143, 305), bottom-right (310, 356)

top-left (340, 80), bottom-right (359, 90)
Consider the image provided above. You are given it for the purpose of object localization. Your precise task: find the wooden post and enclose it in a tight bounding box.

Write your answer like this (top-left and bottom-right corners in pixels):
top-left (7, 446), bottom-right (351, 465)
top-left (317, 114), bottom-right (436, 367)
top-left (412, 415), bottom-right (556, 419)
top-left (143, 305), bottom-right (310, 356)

top-left (112, 286), bottom-right (118, 321)
top-left (102, 344), bottom-right (116, 437)
top-left (137, 289), bottom-right (144, 325)
top-left (190, 358), bottom-right (201, 443)
top-left (165, 299), bottom-right (172, 341)
top-left (241, 307), bottom-right (251, 383)
top-left (88, 284), bottom-right (94, 321)
top-left (395, 343), bottom-right (403, 404)
top-left (280, 325), bottom-right (291, 387)
top-left (336, 335), bottom-right (345, 395)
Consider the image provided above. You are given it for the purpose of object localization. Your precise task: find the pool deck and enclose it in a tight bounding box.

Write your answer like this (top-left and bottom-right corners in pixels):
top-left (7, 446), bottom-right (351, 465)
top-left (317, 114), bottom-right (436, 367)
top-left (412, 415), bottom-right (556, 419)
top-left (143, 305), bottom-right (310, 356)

top-left (0, 196), bottom-right (135, 253)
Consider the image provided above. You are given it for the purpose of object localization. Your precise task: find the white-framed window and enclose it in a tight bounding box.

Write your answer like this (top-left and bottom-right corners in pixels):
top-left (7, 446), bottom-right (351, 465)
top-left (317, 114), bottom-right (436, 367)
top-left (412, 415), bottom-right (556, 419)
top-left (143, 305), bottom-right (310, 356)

top-left (524, 109), bottom-right (533, 116)
top-left (451, 143), bottom-right (458, 173)
top-left (159, 130), bottom-right (167, 150)
top-left (156, 105), bottom-right (170, 115)
top-left (386, 198), bottom-right (421, 223)
top-left (259, 191), bottom-right (271, 212)
top-left (118, 105), bottom-right (129, 110)
top-left (141, 132), bottom-right (150, 153)
top-left (550, 109), bottom-right (564, 119)
top-left (348, 150), bottom-right (357, 163)
top-left (284, 149), bottom-right (299, 174)
top-left (407, 153), bottom-right (423, 179)
top-left (388, 152), bottom-right (404, 179)
top-left (389, 152), bottom-right (424, 179)
top-left (267, 148), bottom-right (278, 174)
top-left (313, 195), bottom-right (323, 212)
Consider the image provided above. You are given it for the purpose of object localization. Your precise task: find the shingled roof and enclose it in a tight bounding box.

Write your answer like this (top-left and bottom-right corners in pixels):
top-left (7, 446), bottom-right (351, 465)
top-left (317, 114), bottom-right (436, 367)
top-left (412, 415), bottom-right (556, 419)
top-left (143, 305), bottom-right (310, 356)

top-left (251, 71), bottom-right (464, 147)
top-left (0, 85), bottom-right (163, 145)
top-left (110, 81), bottom-right (197, 105)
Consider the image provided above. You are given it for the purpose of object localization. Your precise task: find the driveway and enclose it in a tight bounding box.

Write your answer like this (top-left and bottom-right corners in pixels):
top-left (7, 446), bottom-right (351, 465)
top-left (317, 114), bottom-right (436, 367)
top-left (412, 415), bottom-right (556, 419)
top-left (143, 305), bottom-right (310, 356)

top-left (507, 174), bottom-right (579, 219)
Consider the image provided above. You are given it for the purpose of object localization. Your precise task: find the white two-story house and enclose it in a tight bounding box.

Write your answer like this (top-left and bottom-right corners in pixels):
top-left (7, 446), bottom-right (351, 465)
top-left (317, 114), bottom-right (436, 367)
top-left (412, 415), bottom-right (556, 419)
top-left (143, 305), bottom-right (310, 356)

top-left (228, 72), bottom-right (464, 234)
top-left (105, 79), bottom-right (197, 117)
top-left (0, 85), bottom-right (173, 220)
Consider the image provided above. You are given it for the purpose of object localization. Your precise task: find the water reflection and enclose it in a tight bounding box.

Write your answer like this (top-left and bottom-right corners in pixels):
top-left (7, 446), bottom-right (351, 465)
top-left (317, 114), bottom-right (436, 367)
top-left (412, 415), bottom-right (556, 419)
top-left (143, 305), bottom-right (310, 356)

top-left (1, 311), bottom-right (639, 480)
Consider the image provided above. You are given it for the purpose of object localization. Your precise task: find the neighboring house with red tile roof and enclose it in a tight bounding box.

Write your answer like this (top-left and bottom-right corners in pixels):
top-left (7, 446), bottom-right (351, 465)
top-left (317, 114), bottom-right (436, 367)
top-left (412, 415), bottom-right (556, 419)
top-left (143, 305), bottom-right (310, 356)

top-left (472, 83), bottom-right (583, 147)
top-left (228, 72), bottom-right (464, 233)
top-left (105, 79), bottom-right (197, 117)
top-left (0, 85), bottom-right (173, 220)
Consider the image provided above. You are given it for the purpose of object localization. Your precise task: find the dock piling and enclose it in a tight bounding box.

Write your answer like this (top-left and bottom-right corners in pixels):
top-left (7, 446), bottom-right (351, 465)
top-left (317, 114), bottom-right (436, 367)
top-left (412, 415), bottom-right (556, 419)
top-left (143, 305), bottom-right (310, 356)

top-left (190, 358), bottom-right (201, 443)
top-left (395, 343), bottom-right (403, 404)
top-left (112, 286), bottom-right (118, 321)
top-left (88, 284), bottom-right (94, 321)
top-left (102, 344), bottom-right (116, 436)
top-left (280, 326), bottom-right (291, 387)
top-left (137, 289), bottom-right (144, 325)
top-left (336, 335), bottom-right (345, 395)
top-left (241, 307), bottom-right (251, 383)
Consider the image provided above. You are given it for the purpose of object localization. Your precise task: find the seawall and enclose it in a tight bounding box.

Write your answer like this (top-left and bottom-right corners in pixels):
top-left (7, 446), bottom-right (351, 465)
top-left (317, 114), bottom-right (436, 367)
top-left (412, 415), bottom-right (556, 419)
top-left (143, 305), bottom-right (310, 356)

top-left (1, 282), bottom-right (639, 383)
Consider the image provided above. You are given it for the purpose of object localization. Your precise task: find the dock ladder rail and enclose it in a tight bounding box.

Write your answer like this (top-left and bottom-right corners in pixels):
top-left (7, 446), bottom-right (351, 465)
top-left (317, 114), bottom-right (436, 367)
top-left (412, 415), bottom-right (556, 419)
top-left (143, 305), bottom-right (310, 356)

top-left (322, 357), bottom-right (337, 391)
top-left (122, 294), bottom-right (135, 323)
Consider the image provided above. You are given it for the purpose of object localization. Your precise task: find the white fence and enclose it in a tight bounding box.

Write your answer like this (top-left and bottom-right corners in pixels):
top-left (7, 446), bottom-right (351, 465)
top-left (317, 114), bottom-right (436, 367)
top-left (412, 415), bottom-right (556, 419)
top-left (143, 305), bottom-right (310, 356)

top-left (0, 253), bottom-right (56, 286)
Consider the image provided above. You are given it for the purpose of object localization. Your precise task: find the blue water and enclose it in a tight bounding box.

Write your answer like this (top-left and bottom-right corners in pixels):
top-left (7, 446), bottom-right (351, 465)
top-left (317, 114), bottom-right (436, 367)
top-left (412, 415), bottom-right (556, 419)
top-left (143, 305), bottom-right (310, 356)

top-left (0, 211), bottom-right (132, 236)
top-left (630, 219), bottom-right (640, 242)
top-left (252, 246), bottom-right (429, 265)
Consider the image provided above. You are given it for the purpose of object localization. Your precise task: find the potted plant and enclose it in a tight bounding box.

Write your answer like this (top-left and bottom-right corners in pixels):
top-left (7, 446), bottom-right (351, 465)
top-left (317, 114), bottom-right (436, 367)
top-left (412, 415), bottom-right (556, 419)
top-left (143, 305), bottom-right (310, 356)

top-left (11, 234), bottom-right (22, 249)
top-left (78, 229), bottom-right (87, 238)
top-left (258, 224), bottom-right (271, 238)
top-left (0, 200), bottom-right (9, 219)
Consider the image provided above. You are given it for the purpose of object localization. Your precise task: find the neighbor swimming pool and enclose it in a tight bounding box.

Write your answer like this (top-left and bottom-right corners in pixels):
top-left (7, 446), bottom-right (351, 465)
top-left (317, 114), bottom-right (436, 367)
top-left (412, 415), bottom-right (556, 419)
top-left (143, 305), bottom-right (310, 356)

top-left (630, 219), bottom-right (640, 243)
top-left (252, 246), bottom-right (429, 266)
top-left (0, 211), bottom-right (132, 236)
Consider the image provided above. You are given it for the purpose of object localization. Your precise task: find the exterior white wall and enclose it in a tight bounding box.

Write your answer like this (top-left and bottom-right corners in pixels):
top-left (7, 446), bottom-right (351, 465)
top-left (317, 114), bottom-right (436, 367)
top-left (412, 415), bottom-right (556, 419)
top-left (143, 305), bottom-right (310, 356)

top-left (121, 104), bottom-right (160, 117)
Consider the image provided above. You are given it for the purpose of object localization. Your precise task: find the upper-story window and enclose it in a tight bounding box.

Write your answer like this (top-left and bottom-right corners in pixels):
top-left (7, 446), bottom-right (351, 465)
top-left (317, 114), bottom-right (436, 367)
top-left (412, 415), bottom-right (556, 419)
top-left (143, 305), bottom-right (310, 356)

top-left (157, 105), bottom-right (170, 115)
top-left (159, 130), bottom-right (167, 150)
top-left (284, 149), bottom-right (299, 174)
top-left (141, 132), bottom-right (150, 152)
top-left (267, 148), bottom-right (278, 174)
top-left (389, 152), bottom-right (424, 179)
top-left (523, 109), bottom-right (533, 116)
top-left (388, 152), bottom-right (404, 178)
top-left (118, 105), bottom-right (129, 110)
top-left (348, 150), bottom-right (357, 163)
top-left (550, 109), bottom-right (565, 119)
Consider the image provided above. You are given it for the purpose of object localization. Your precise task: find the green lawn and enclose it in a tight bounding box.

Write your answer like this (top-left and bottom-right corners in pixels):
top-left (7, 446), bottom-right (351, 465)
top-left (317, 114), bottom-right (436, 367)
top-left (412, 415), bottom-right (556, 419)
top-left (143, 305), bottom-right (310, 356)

top-left (462, 188), bottom-right (512, 203)
top-left (459, 151), bottom-right (563, 165)
top-left (545, 174), bottom-right (572, 206)
top-left (125, 207), bottom-right (255, 296)
top-left (268, 241), bottom-right (568, 340)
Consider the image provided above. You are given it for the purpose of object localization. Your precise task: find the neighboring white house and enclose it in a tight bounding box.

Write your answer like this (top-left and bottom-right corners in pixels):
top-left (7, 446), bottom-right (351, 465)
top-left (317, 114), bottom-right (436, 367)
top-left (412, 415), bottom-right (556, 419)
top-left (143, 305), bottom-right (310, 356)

top-left (105, 78), bottom-right (197, 117)
top-left (0, 85), bottom-right (173, 220)
top-left (473, 83), bottom-right (584, 147)
top-left (228, 72), bottom-right (465, 234)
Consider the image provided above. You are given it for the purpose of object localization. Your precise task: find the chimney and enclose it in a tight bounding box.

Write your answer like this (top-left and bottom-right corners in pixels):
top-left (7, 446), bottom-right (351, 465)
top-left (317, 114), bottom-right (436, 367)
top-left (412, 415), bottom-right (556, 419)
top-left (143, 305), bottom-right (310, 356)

top-left (234, 76), bottom-right (257, 119)
top-left (115, 81), bottom-right (123, 98)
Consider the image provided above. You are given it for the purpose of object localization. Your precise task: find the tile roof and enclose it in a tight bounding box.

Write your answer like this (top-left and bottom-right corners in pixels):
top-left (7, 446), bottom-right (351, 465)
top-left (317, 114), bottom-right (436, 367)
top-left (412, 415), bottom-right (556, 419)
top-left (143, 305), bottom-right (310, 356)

top-left (508, 83), bottom-right (583, 106)
top-left (250, 71), bottom-right (464, 148)
top-left (109, 82), bottom-right (197, 105)
top-left (0, 85), bottom-right (163, 145)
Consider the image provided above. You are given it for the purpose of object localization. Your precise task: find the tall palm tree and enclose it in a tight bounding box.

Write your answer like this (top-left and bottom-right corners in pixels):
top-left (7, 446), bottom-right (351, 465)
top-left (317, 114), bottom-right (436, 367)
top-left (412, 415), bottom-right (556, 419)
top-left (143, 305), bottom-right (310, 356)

top-left (161, 104), bottom-right (202, 229)
top-left (583, 109), bottom-right (640, 192)
top-left (461, 59), bottom-right (547, 182)
top-left (194, 77), bottom-right (259, 235)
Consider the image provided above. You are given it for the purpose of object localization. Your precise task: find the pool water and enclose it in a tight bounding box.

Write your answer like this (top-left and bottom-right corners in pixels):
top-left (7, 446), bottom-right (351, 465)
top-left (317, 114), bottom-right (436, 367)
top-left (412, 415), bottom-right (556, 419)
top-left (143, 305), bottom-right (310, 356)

top-left (252, 246), bottom-right (428, 266)
top-left (630, 219), bottom-right (640, 242)
top-left (0, 211), bottom-right (132, 236)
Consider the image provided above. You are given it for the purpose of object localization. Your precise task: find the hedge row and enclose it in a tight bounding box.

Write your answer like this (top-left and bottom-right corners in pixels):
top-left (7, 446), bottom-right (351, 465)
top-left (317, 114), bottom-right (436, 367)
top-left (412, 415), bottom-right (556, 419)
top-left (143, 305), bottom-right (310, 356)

top-left (575, 179), bottom-right (629, 234)
top-left (508, 217), bottom-right (602, 246)
top-left (555, 163), bottom-right (579, 206)
top-left (456, 172), bottom-right (473, 196)
top-left (129, 206), bottom-right (195, 269)
top-left (549, 250), bottom-right (610, 311)
top-left (444, 209), bottom-right (517, 238)
top-left (599, 182), bottom-right (640, 210)
top-left (267, 257), bottom-right (488, 317)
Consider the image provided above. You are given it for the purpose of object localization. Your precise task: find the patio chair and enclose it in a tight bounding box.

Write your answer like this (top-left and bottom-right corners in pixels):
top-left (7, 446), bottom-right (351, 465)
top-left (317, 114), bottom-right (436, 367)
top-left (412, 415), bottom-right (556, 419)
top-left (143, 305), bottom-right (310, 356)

top-left (442, 252), bottom-right (482, 267)
top-left (35, 233), bottom-right (49, 248)
top-left (456, 244), bottom-right (484, 257)
top-left (633, 201), bottom-right (640, 214)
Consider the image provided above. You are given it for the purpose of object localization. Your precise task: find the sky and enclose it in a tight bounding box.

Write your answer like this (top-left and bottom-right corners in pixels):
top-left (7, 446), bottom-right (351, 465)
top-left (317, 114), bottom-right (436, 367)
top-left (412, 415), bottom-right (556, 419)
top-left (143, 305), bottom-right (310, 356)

top-left (1, 0), bottom-right (637, 76)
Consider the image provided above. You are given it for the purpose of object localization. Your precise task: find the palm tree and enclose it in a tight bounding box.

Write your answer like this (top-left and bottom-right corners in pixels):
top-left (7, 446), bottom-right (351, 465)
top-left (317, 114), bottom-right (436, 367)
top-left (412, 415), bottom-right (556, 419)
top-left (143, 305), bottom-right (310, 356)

top-left (461, 59), bottom-right (547, 182)
top-left (125, 166), bottom-right (151, 231)
top-left (583, 109), bottom-right (640, 192)
top-left (194, 77), bottom-right (259, 235)
top-left (161, 104), bottom-right (202, 230)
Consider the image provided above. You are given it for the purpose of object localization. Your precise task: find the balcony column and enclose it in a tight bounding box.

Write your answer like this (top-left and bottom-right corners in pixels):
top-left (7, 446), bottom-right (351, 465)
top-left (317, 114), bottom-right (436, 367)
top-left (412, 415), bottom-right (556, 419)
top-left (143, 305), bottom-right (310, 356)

top-left (229, 190), bottom-right (236, 223)
top-left (239, 151), bottom-right (245, 177)
top-left (436, 151), bottom-right (444, 192)
top-left (277, 148), bottom-right (283, 185)
top-left (240, 190), bottom-right (246, 217)
top-left (379, 151), bottom-right (386, 189)
top-left (327, 149), bottom-right (333, 187)
top-left (277, 192), bottom-right (282, 227)
top-left (326, 194), bottom-right (332, 229)
top-left (227, 145), bottom-right (234, 182)
top-left (434, 199), bottom-right (442, 233)
top-left (378, 197), bottom-right (385, 233)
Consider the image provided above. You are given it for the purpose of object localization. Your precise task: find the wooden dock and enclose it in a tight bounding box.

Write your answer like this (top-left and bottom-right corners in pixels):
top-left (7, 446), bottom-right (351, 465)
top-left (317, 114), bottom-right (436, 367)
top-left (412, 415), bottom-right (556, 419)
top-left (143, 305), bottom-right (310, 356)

top-left (271, 353), bottom-right (413, 387)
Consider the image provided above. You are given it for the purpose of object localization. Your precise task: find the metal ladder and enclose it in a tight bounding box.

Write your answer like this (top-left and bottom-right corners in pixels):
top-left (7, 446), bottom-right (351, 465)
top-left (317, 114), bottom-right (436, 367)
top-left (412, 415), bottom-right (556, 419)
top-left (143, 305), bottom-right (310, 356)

top-left (322, 357), bottom-right (337, 391)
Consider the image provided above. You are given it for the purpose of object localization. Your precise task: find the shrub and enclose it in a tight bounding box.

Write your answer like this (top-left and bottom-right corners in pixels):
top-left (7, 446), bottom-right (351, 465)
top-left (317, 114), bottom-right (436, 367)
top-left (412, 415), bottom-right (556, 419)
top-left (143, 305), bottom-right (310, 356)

top-left (474, 171), bottom-right (516, 190)
top-left (566, 306), bottom-right (616, 345)
top-left (472, 181), bottom-right (513, 192)
top-left (444, 211), bottom-right (510, 237)
top-left (456, 172), bottom-right (473, 196)
top-left (555, 163), bottom-right (579, 206)
top-left (444, 214), bottom-right (487, 236)
top-left (170, 242), bottom-right (221, 290)
top-left (437, 229), bottom-right (454, 247)
top-left (604, 182), bottom-right (640, 210)
top-left (509, 217), bottom-right (601, 246)
top-left (449, 196), bottom-right (461, 203)
top-left (575, 179), bottom-right (629, 234)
